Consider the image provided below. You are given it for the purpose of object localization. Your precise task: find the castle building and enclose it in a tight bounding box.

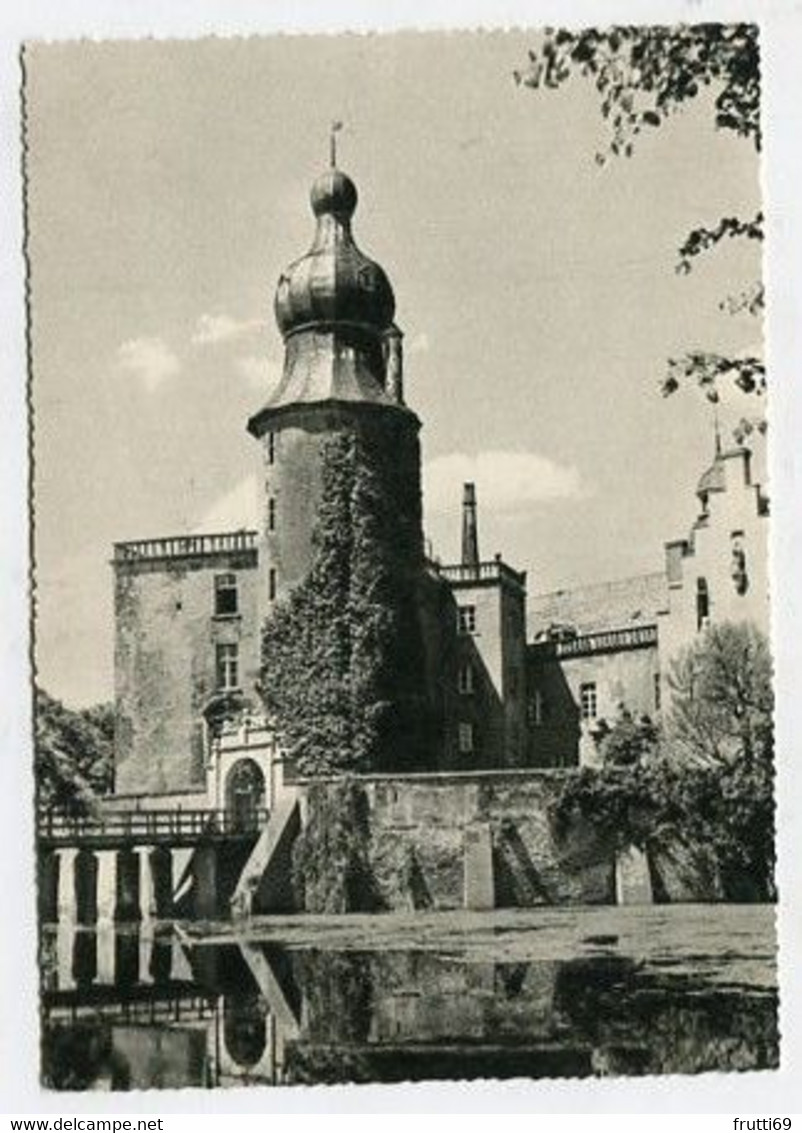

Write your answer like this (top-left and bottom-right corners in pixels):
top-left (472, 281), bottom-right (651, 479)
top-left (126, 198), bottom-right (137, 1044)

top-left (109, 162), bottom-right (769, 809)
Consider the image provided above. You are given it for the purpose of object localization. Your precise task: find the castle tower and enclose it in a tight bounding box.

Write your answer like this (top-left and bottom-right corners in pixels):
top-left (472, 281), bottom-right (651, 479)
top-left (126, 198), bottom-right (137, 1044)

top-left (247, 163), bottom-right (422, 607)
top-left (247, 158), bottom-right (428, 771)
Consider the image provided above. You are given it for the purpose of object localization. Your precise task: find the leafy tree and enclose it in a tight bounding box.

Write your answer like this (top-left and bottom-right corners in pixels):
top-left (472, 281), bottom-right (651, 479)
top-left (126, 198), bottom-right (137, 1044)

top-left (35, 689), bottom-right (115, 814)
top-left (552, 622), bottom-right (776, 898)
top-left (260, 422), bottom-right (431, 777)
top-left (666, 621), bottom-right (773, 766)
top-left (516, 24), bottom-right (764, 407)
top-left (598, 705), bottom-right (660, 767)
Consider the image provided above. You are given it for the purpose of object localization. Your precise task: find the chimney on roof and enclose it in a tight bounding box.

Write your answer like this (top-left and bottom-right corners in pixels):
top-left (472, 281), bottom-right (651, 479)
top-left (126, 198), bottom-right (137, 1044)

top-left (461, 482), bottom-right (479, 568)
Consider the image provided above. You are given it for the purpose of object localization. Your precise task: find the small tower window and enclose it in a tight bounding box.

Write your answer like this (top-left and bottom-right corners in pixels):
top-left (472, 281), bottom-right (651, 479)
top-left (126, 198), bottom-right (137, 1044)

top-left (458, 722), bottom-right (474, 754)
top-left (529, 689), bottom-right (547, 726)
top-left (267, 432), bottom-right (276, 465)
top-left (214, 573), bottom-right (238, 616)
top-left (654, 673), bottom-right (662, 712)
top-left (268, 568), bottom-right (277, 602)
top-left (216, 643), bottom-right (239, 691)
top-left (268, 497), bottom-right (276, 532)
top-left (696, 577), bottom-right (710, 631)
top-left (458, 605), bottom-right (476, 635)
top-left (579, 682), bottom-right (597, 721)
top-left (458, 662), bottom-right (475, 695)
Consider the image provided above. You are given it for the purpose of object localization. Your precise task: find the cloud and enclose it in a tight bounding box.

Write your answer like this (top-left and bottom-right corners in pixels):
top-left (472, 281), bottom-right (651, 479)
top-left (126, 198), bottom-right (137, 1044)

top-left (192, 313), bottom-right (262, 345)
top-left (194, 474), bottom-right (259, 534)
top-left (235, 354), bottom-right (283, 393)
top-left (117, 337), bottom-right (180, 392)
top-left (423, 450), bottom-right (585, 515)
top-left (407, 331), bottom-right (430, 356)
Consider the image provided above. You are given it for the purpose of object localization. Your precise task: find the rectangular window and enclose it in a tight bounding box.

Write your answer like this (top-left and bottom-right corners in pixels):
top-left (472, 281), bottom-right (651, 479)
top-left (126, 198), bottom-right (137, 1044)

top-left (654, 673), bottom-right (661, 712)
top-left (268, 568), bottom-right (277, 602)
top-left (216, 643), bottom-right (239, 690)
top-left (214, 573), bottom-right (238, 616)
top-left (458, 722), bottom-right (474, 754)
top-left (268, 497), bottom-right (276, 532)
top-left (458, 662), bottom-right (474, 695)
top-left (268, 432), bottom-right (276, 465)
top-left (696, 577), bottom-right (709, 631)
top-left (458, 605), bottom-right (476, 635)
top-left (579, 682), bottom-right (597, 721)
top-left (530, 689), bottom-right (546, 726)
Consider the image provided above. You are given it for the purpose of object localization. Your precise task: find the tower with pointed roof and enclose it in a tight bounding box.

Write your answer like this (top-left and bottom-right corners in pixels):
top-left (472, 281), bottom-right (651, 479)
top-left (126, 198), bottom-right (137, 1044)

top-left (247, 164), bottom-right (419, 611)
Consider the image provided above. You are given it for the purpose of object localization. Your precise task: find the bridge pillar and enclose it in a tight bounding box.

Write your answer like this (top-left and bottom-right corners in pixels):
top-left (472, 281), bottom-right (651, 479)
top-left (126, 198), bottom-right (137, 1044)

top-left (139, 929), bottom-right (154, 986)
top-left (192, 845), bottom-right (218, 919)
top-left (56, 847), bottom-right (79, 921)
top-left (151, 846), bottom-right (174, 918)
top-left (116, 847), bottom-right (141, 922)
top-left (38, 850), bottom-right (59, 923)
top-left (55, 919), bottom-right (75, 990)
top-left (96, 849), bottom-right (118, 925)
top-left (136, 846), bottom-right (156, 923)
top-left (75, 848), bottom-right (99, 925)
top-left (72, 928), bottom-right (97, 988)
top-left (96, 922), bottom-right (116, 985)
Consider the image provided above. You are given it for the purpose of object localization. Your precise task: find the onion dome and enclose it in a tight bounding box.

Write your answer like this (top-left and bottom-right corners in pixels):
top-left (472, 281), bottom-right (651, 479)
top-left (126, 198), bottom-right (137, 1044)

top-left (274, 168), bottom-right (396, 338)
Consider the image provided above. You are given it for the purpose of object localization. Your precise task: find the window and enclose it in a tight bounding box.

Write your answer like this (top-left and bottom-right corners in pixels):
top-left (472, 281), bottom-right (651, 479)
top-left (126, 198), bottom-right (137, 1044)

top-left (268, 497), bottom-right (276, 532)
top-left (458, 605), bottom-right (476, 635)
top-left (529, 689), bottom-right (546, 726)
top-left (579, 682), bottom-right (597, 721)
top-left (654, 673), bottom-right (661, 712)
top-left (214, 573), bottom-right (238, 616)
top-left (216, 643), bottom-right (239, 691)
top-left (458, 722), bottom-right (474, 754)
top-left (268, 568), bottom-right (277, 602)
top-left (267, 432), bottom-right (276, 465)
top-left (458, 662), bottom-right (475, 695)
top-left (696, 577), bottom-right (710, 631)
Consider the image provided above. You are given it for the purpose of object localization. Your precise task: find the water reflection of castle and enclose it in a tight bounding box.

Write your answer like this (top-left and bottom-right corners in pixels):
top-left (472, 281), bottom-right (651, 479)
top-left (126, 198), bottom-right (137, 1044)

top-left (42, 916), bottom-right (778, 1088)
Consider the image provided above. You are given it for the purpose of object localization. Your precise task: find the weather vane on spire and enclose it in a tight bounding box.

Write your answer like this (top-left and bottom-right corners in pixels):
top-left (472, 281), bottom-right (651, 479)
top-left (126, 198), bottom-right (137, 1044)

top-left (330, 120), bottom-right (343, 168)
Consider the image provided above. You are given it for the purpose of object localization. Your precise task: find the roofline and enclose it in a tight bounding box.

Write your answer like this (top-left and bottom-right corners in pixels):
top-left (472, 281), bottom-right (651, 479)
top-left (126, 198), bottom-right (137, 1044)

top-left (247, 396), bottom-right (420, 438)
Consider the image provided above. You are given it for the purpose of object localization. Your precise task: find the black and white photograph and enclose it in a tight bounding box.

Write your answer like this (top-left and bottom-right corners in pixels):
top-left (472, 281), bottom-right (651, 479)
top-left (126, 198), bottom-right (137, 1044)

top-left (10, 14), bottom-right (794, 1100)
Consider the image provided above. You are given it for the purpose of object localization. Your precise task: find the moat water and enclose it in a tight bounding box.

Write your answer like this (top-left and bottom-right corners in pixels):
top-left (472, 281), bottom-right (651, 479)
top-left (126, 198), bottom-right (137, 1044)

top-left (40, 904), bottom-right (778, 1089)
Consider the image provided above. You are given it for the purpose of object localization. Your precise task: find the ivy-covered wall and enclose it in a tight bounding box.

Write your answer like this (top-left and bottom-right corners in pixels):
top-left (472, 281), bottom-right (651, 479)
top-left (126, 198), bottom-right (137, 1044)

top-left (260, 410), bottom-right (432, 777)
top-left (293, 771), bottom-right (617, 913)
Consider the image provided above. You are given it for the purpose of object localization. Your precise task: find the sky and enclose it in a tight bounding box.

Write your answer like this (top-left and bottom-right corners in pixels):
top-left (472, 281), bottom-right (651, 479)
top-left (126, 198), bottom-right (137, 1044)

top-left (25, 30), bottom-right (764, 707)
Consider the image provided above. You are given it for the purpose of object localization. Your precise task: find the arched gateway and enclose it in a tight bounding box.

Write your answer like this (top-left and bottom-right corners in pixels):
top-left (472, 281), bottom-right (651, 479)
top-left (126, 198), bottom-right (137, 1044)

top-left (225, 758), bottom-right (266, 832)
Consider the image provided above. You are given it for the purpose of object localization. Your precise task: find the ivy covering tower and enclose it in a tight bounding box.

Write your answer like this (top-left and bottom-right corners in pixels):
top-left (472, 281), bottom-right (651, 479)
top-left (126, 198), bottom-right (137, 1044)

top-left (248, 149), bottom-right (430, 774)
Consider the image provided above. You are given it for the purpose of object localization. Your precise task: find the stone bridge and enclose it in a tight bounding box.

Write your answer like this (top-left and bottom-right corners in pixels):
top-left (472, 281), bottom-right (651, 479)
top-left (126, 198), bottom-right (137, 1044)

top-left (37, 798), bottom-right (300, 923)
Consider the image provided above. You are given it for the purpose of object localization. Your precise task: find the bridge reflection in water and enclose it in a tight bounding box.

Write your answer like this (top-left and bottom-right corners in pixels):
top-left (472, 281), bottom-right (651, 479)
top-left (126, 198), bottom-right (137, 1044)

top-left (40, 910), bottom-right (778, 1089)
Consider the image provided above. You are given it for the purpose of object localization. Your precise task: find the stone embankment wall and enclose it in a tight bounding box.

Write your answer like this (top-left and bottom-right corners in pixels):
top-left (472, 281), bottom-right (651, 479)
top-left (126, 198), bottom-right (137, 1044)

top-left (295, 770), bottom-right (616, 913)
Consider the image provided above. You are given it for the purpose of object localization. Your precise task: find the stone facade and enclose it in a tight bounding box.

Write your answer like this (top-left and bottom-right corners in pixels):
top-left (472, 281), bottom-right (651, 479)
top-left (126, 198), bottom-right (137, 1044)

top-left (113, 535), bottom-right (260, 794)
top-left (298, 771), bottom-right (616, 913)
top-left (658, 446), bottom-right (770, 695)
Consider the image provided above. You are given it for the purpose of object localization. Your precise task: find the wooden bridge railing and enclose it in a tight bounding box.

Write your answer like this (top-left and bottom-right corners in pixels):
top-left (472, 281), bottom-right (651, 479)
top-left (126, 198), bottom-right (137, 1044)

top-left (37, 808), bottom-right (271, 845)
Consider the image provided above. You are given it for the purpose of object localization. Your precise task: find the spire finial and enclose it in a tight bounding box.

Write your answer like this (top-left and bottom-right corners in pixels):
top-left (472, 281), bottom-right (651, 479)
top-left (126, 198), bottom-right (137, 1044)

top-left (330, 120), bottom-right (343, 168)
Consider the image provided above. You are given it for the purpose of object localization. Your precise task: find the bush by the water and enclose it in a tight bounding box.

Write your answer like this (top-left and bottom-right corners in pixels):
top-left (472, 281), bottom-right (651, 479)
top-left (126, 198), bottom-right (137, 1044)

top-left (35, 689), bottom-right (114, 815)
top-left (553, 622), bottom-right (775, 901)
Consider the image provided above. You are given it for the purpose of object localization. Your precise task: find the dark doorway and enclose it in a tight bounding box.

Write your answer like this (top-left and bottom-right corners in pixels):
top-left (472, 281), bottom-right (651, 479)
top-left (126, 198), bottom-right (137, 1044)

top-left (225, 759), bottom-right (266, 833)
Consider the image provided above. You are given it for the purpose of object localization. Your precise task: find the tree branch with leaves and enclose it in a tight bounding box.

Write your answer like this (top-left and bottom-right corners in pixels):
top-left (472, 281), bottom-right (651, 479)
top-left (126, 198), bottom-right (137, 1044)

top-left (516, 23), bottom-right (764, 408)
